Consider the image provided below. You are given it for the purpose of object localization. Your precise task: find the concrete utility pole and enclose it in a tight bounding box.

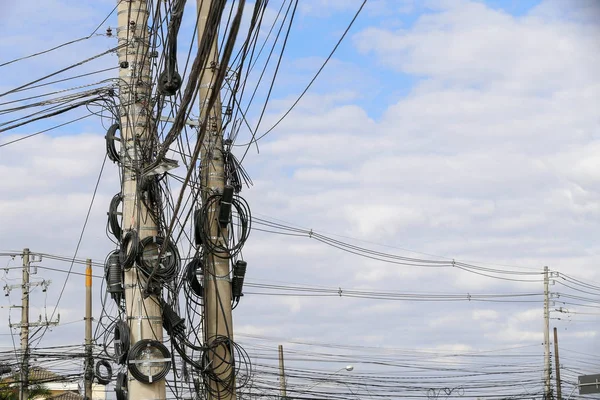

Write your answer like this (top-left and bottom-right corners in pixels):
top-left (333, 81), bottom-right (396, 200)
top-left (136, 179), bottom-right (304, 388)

top-left (19, 248), bottom-right (30, 400)
top-left (554, 327), bottom-right (562, 400)
top-left (195, 1), bottom-right (235, 399)
top-left (116, 2), bottom-right (165, 400)
top-left (84, 259), bottom-right (93, 400)
top-left (543, 266), bottom-right (551, 400)
top-left (278, 345), bottom-right (287, 399)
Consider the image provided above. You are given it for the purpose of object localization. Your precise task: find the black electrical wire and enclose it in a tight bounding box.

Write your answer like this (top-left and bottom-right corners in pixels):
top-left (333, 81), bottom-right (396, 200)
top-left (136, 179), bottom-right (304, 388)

top-left (0, 0), bottom-right (119, 68)
top-left (115, 372), bottom-right (128, 400)
top-left (29, 153), bottom-right (108, 348)
top-left (237, 0), bottom-right (368, 156)
top-left (105, 123), bottom-right (122, 163)
top-left (0, 113), bottom-right (94, 148)
top-left (0, 44), bottom-right (125, 98)
top-left (185, 257), bottom-right (204, 297)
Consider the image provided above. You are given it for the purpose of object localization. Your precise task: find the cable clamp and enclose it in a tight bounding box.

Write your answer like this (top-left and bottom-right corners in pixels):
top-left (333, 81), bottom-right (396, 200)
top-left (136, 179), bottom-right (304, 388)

top-left (127, 315), bottom-right (162, 321)
top-left (206, 276), bottom-right (231, 282)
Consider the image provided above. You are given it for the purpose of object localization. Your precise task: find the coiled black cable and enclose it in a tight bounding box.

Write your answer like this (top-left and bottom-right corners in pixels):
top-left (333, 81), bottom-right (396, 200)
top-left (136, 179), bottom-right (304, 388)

top-left (115, 372), bottom-right (128, 400)
top-left (185, 258), bottom-right (204, 297)
top-left (105, 123), bottom-right (121, 163)
top-left (137, 235), bottom-right (180, 282)
top-left (198, 193), bottom-right (251, 259)
top-left (114, 320), bottom-right (130, 365)
top-left (200, 336), bottom-right (251, 396)
top-left (119, 230), bottom-right (139, 269)
top-left (128, 339), bottom-right (171, 383)
top-left (95, 359), bottom-right (113, 385)
top-left (108, 193), bottom-right (123, 241)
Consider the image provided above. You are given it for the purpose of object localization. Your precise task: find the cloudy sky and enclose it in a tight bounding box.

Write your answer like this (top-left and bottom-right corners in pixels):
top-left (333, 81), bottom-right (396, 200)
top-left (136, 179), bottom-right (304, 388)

top-left (0, 0), bottom-right (599, 398)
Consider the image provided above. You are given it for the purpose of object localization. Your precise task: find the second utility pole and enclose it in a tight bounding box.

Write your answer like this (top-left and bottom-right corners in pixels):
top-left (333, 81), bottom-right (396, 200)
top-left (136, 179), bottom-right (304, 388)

top-left (543, 266), bottom-right (551, 400)
top-left (19, 248), bottom-right (30, 400)
top-left (278, 345), bottom-right (287, 399)
top-left (195, 1), bottom-right (235, 399)
top-left (84, 259), bottom-right (93, 400)
top-left (554, 327), bottom-right (562, 400)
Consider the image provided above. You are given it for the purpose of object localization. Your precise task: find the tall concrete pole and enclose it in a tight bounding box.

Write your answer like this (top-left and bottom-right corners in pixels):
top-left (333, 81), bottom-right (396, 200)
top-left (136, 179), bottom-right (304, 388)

top-left (543, 266), bottom-right (551, 400)
top-left (278, 345), bottom-right (287, 399)
top-left (19, 248), bottom-right (30, 400)
top-left (554, 327), bottom-right (562, 400)
top-left (116, 2), bottom-right (165, 400)
top-left (195, 1), bottom-right (235, 399)
top-left (84, 259), bottom-right (93, 400)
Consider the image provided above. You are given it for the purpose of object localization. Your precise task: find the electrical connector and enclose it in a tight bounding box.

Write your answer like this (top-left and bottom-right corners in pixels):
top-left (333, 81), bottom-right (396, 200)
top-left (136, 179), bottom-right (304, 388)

top-left (231, 260), bottom-right (247, 300)
top-left (161, 300), bottom-right (185, 337)
top-left (218, 185), bottom-right (234, 228)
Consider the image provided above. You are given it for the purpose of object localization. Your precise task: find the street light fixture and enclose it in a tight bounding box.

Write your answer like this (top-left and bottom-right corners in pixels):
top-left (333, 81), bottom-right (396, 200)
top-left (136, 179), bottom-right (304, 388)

top-left (303, 365), bottom-right (355, 392)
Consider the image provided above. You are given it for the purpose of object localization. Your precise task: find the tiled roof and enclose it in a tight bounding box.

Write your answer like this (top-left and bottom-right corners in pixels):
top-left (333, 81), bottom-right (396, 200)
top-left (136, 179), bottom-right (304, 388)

top-left (3, 367), bottom-right (67, 384)
top-left (47, 392), bottom-right (84, 400)
top-left (28, 367), bottom-right (63, 383)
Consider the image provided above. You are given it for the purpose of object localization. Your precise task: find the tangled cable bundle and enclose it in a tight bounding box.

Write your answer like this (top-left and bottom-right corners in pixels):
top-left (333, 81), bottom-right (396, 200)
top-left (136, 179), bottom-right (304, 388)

top-left (140, 175), bottom-right (162, 212)
top-left (185, 257), bottom-right (204, 297)
top-left (200, 335), bottom-right (251, 396)
top-left (196, 192), bottom-right (251, 259)
top-left (81, 0), bottom-right (269, 396)
top-left (223, 145), bottom-right (252, 193)
top-left (95, 359), bottom-right (113, 385)
top-left (137, 235), bottom-right (180, 282)
top-left (113, 320), bottom-right (130, 365)
top-left (115, 372), bottom-right (128, 400)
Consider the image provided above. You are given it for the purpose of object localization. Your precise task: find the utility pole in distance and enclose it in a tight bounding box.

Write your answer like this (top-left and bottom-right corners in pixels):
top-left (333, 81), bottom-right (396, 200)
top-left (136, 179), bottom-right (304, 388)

top-left (543, 266), bottom-right (551, 400)
top-left (278, 345), bottom-right (287, 399)
top-left (116, 2), bottom-right (165, 400)
top-left (554, 327), bottom-right (562, 400)
top-left (195, 1), bottom-right (235, 399)
top-left (84, 259), bottom-right (93, 400)
top-left (19, 248), bottom-right (30, 400)
top-left (5, 250), bottom-right (56, 400)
